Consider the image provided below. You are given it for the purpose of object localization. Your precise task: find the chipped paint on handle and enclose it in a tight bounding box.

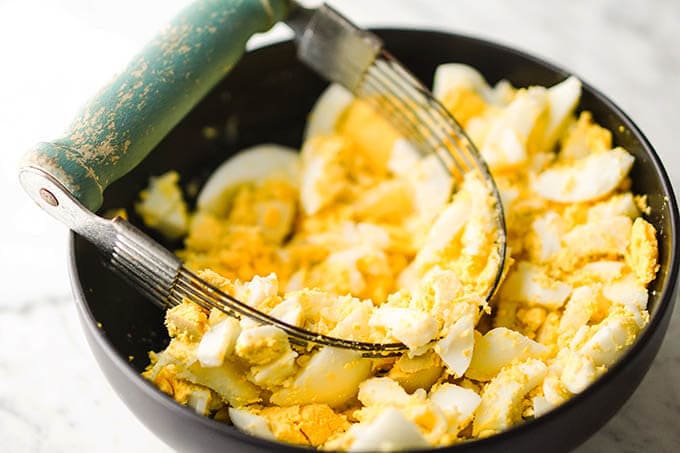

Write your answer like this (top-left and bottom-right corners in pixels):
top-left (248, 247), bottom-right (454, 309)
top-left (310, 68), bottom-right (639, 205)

top-left (21, 0), bottom-right (290, 211)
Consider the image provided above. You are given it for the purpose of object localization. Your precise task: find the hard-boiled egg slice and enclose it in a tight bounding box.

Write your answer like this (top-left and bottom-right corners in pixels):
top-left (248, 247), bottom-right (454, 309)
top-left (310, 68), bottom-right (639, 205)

top-left (250, 349), bottom-right (298, 388)
top-left (500, 261), bottom-right (572, 310)
top-left (197, 144), bottom-right (299, 215)
top-left (542, 76), bottom-right (582, 150)
top-left (358, 377), bottom-right (411, 407)
top-left (349, 407), bottom-right (429, 452)
top-left (579, 311), bottom-right (638, 367)
top-left (228, 407), bottom-right (275, 440)
top-left (299, 135), bottom-right (348, 215)
top-left (407, 154), bottom-right (455, 224)
top-left (626, 217), bottom-right (659, 285)
top-left (186, 387), bottom-right (213, 415)
top-left (304, 83), bottom-right (354, 139)
top-left (388, 139), bottom-right (421, 176)
top-left (588, 193), bottom-right (640, 222)
top-left (429, 383), bottom-right (481, 431)
top-left (473, 359), bottom-right (548, 437)
top-left (401, 192), bottom-right (472, 280)
top-left (533, 147), bottom-right (634, 203)
top-left (235, 325), bottom-right (291, 365)
top-left (562, 216), bottom-right (632, 260)
top-left (532, 396), bottom-right (554, 418)
top-left (432, 63), bottom-right (492, 101)
top-left (197, 317), bottom-right (241, 367)
top-left (369, 306), bottom-right (439, 351)
top-left (268, 297), bottom-right (304, 327)
top-left (135, 171), bottom-right (189, 240)
top-left (435, 314), bottom-right (475, 377)
top-left (466, 328), bottom-right (547, 381)
top-left (603, 276), bottom-right (649, 310)
top-left (270, 347), bottom-right (372, 408)
top-left (529, 211), bottom-right (563, 262)
top-left (480, 87), bottom-right (548, 171)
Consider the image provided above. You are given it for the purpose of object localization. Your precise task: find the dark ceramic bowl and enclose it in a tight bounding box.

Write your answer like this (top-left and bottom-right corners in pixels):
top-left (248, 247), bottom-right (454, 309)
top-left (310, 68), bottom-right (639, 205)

top-left (69, 29), bottom-right (679, 452)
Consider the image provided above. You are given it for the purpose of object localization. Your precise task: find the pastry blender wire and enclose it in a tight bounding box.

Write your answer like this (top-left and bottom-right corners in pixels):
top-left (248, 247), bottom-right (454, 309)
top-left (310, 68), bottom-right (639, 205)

top-left (19, 1), bottom-right (506, 357)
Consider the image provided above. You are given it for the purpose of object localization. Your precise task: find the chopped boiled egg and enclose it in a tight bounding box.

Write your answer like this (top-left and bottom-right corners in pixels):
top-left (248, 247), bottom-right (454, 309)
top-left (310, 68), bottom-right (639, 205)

top-left (473, 359), bottom-right (548, 437)
top-left (299, 134), bottom-right (349, 215)
top-left (542, 76), bottom-right (582, 150)
top-left (349, 407), bottom-right (429, 452)
top-left (270, 348), bottom-right (372, 408)
top-left (533, 147), bottom-right (634, 203)
top-left (235, 325), bottom-right (291, 365)
top-left (304, 83), bottom-right (354, 139)
top-left (229, 408), bottom-right (275, 440)
top-left (369, 306), bottom-right (439, 350)
top-left (480, 87), bottom-right (548, 171)
top-left (135, 171), bottom-right (189, 240)
top-left (626, 218), bottom-right (659, 285)
top-left (430, 383), bottom-right (481, 433)
top-left (500, 261), bottom-right (572, 310)
top-left (141, 60), bottom-right (657, 451)
top-left (196, 317), bottom-right (241, 367)
top-left (196, 144), bottom-right (299, 215)
top-left (434, 314), bottom-right (475, 377)
top-left (467, 328), bottom-right (547, 381)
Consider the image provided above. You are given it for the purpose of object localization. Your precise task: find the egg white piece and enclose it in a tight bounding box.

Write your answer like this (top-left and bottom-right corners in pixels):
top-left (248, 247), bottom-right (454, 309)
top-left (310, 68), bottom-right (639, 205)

top-left (530, 211), bottom-right (563, 262)
top-left (186, 387), bottom-right (212, 415)
top-left (466, 328), bottom-right (547, 381)
top-left (197, 317), bottom-right (241, 367)
top-left (411, 194), bottom-right (472, 268)
top-left (533, 147), bottom-right (634, 203)
top-left (542, 76), bottom-right (582, 150)
top-left (435, 314), bottom-right (475, 377)
top-left (500, 261), bottom-right (572, 310)
top-left (250, 349), bottom-right (298, 388)
top-left (268, 297), bottom-right (304, 327)
top-left (473, 359), bottom-right (548, 436)
top-left (228, 408), bottom-right (275, 440)
top-left (588, 193), bottom-right (640, 222)
top-left (432, 63), bottom-right (492, 101)
top-left (579, 315), bottom-right (636, 368)
top-left (304, 83), bottom-right (354, 139)
top-left (480, 87), bottom-right (548, 170)
top-left (245, 273), bottom-right (279, 308)
top-left (558, 286), bottom-right (597, 337)
top-left (408, 154), bottom-right (454, 223)
top-left (349, 407), bottom-right (429, 452)
top-left (270, 347), bottom-right (372, 408)
top-left (135, 171), bottom-right (189, 240)
top-left (388, 139), bottom-right (421, 176)
top-left (532, 396), bottom-right (554, 418)
top-left (562, 216), bottom-right (632, 259)
top-left (577, 261), bottom-right (626, 283)
top-left (369, 306), bottom-right (439, 351)
top-left (197, 144), bottom-right (300, 215)
top-left (429, 383), bottom-right (481, 430)
top-left (559, 351), bottom-right (597, 394)
top-left (357, 377), bottom-right (411, 407)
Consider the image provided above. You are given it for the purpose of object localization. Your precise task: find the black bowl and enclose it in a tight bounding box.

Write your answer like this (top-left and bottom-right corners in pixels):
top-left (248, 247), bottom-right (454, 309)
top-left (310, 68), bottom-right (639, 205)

top-left (70, 29), bottom-right (679, 452)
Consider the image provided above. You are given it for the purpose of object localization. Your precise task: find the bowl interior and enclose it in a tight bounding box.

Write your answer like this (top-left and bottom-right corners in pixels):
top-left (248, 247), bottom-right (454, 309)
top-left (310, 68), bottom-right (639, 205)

top-left (72, 28), bottom-right (677, 449)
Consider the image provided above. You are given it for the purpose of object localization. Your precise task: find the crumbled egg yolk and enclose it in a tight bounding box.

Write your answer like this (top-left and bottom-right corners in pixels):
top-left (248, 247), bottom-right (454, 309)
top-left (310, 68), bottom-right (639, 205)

top-left (140, 64), bottom-right (658, 451)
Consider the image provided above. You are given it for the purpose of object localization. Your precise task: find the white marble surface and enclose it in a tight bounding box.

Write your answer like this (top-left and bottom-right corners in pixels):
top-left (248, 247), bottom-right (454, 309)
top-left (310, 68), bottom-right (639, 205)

top-left (1, 0), bottom-right (679, 451)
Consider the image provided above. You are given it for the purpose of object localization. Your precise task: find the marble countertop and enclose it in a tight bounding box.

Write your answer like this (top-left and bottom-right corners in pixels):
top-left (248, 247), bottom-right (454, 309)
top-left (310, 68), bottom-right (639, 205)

top-left (1, 0), bottom-right (678, 451)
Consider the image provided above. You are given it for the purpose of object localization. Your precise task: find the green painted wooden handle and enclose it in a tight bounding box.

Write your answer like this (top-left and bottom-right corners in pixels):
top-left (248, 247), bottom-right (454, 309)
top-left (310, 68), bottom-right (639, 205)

top-left (21, 0), bottom-right (290, 211)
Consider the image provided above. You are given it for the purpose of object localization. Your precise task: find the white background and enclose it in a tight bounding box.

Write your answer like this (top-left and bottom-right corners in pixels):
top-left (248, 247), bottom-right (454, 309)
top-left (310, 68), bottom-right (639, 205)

top-left (1, 0), bottom-right (678, 451)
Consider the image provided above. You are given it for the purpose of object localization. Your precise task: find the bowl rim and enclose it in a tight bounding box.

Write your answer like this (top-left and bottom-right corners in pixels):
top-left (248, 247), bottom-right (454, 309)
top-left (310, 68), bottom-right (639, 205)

top-left (69, 27), bottom-right (680, 452)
